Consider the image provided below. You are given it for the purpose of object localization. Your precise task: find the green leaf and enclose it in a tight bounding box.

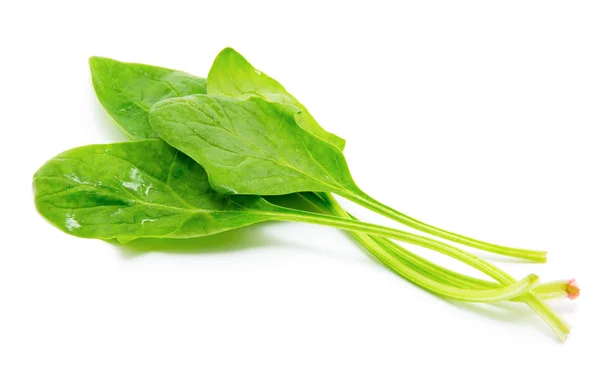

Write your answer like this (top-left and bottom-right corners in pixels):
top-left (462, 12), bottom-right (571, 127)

top-left (33, 140), bottom-right (277, 242)
top-left (33, 141), bottom-right (555, 305)
top-left (149, 93), bottom-right (550, 263)
top-left (89, 57), bottom-right (207, 140)
top-left (149, 95), bottom-right (359, 196)
top-left (207, 48), bottom-right (346, 151)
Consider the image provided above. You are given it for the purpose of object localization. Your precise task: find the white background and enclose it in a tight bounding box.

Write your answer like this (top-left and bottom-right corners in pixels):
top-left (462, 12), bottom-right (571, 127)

top-left (1, 1), bottom-right (598, 384)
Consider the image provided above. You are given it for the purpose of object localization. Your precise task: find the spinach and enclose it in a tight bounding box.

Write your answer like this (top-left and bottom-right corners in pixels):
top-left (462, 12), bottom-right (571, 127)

top-left (31, 49), bottom-right (576, 340)
top-left (150, 96), bottom-right (354, 195)
top-left (86, 56), bottom-right (549, 303)
top-left (33, 139), bottom-right (544, 304)
top-left (207, 48), bottom-right (346, 151)
top-left (34, 140), bottom-right (272, 243)
top-left (201, 50), bottom-right (553, 262)
top-left (147, 91), bottom-right (567, 334)
top-left (149, 94), bottom-right (547, 262)
top-left (90, 57), bottom-right (207, 139)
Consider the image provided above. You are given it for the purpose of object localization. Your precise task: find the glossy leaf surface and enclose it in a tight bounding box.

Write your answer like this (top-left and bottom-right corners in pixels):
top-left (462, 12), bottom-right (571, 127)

top-left (149, 95), bottom-right (358, 196)
top-left (33, 140), bottom-right (277, 242)
top-left (207, 48), bottom-right (346, 150)
top-left (90, 57), bottom-right (207, 139)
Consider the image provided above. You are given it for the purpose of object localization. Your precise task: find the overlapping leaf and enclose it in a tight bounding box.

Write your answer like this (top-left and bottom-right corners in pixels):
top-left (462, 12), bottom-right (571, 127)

top-left (207, 48), bottom-right (346, 150)
top-left (34, 140), bottom-right (278, 242)
top-left (150, 95), bottom-right (358, 196)
top-left (90, 57), bottom-right (207, 139)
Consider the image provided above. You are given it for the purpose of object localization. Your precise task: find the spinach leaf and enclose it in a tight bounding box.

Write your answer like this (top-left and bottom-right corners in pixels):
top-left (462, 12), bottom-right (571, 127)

top-left (33, 140), bottom-right (544, 303)
top-left (149, 95), bottom-right (358, 196)
top-left (149, 94), bottom-right (548, 262)
top-left (33, 140), bottom-right (275, 243)
top-left (90, 57), bottom-right (207, 139)
top-left (32, 138), bottom-right (507, 286)
top-left (207, 48), bottom-right (346, 151)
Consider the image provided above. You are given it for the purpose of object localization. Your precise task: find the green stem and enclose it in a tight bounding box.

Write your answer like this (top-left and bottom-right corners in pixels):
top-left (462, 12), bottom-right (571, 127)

top-left (341, 190), bottom-right (547, 262)
top-left (354, 234), bottom-right (540, 302)
top-left (301, 193), bottom-right (498, 290)
top-left (365, 227), bottom-right (570, 301)
top-left (294, 193), bottom-right (537, 302)
top-left (373, 236), bottom-right (495, 289)
top-left (303, 193), bottom-right (523, 290)
top-left (304, 192), bottom-right (572, 301)
top-left (287, 193), bottom-right (569, 340)
top-left (533, 280), bottom-right (579, 301)
top-left (369, 231), bottom-right (569, 339)
top-left (301, 193), bottom-right (499, 288)
top-left (273, 206), bottom-right (513, 282)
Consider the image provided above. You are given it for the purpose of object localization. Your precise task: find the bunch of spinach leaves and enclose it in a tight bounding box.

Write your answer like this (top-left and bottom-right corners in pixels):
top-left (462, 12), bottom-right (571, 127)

top-left (33, 48), bottom-right (578, 340)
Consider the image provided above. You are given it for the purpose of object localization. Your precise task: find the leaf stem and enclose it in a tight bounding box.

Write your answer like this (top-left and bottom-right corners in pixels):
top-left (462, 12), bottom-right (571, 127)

top-left (273, 206), bottom-right (513, 281)
top-left (344, 222), bottom-right (572, 301)
top-left (341, 191), bottom-right (547, 262)
top-left (308, 193), bottom-right (559, 296)
top-left (357, 237), bottom-right (540, 302)
top-left (272, 198), bottom-right (570, 340)
top-left (291, 194), bottom-right (537, 302)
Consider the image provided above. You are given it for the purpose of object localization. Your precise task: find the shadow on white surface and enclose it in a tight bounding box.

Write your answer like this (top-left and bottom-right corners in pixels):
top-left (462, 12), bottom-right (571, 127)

top-left (109, 224), bottom-right (280, 258)
top-left (108, 222), bottom-right (361, 262)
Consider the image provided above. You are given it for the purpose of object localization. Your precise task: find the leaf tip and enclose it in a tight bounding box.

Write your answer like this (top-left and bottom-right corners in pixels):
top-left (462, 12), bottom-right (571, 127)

top-left (88, 55), bottom-right (107, 71)
top-left (213, 47), bottom-right (248, 68)
top-left (219, 46), bottom-right (240, 57)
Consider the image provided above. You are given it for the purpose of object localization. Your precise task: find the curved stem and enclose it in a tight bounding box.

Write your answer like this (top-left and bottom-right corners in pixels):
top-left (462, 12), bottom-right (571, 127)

top-left (310, 192), bottom-right (575, 304)
top-left (373, 236), bottom-right (496, 289)
top-left (300, 193), bottom-right (500, 290)
top-left (357, 233), bottom-right (540, 302)
top-left (295, 193), bottom-right (538, 302)
top-left (372, 237), bottom-right (572, 301)
top-left (275, 197), bottom-right (569, 340)
top-left (341, 190), bottom-right (547, 262)
top-left (366, 230), bottom-right (568, 339)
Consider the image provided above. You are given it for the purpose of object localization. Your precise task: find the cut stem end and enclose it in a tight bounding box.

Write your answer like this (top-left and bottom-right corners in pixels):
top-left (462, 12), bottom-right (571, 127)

top-left (567, 279), bottom-right (580, 300)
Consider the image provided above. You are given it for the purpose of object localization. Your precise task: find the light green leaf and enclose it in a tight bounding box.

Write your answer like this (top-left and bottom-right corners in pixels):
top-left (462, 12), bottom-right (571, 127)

top-left (207, 48), bottom-right (346, 151)
top-left (149, 95), bottom-right (358, 196)
top-left (90, 57), bottom-right (207, 140)
top-left (33, 140), bottom-right (277, 242)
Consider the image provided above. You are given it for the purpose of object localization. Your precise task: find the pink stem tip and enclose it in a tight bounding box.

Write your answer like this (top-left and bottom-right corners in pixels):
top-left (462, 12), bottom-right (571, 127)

top-left (566, 279), bottom-right (580, 300)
